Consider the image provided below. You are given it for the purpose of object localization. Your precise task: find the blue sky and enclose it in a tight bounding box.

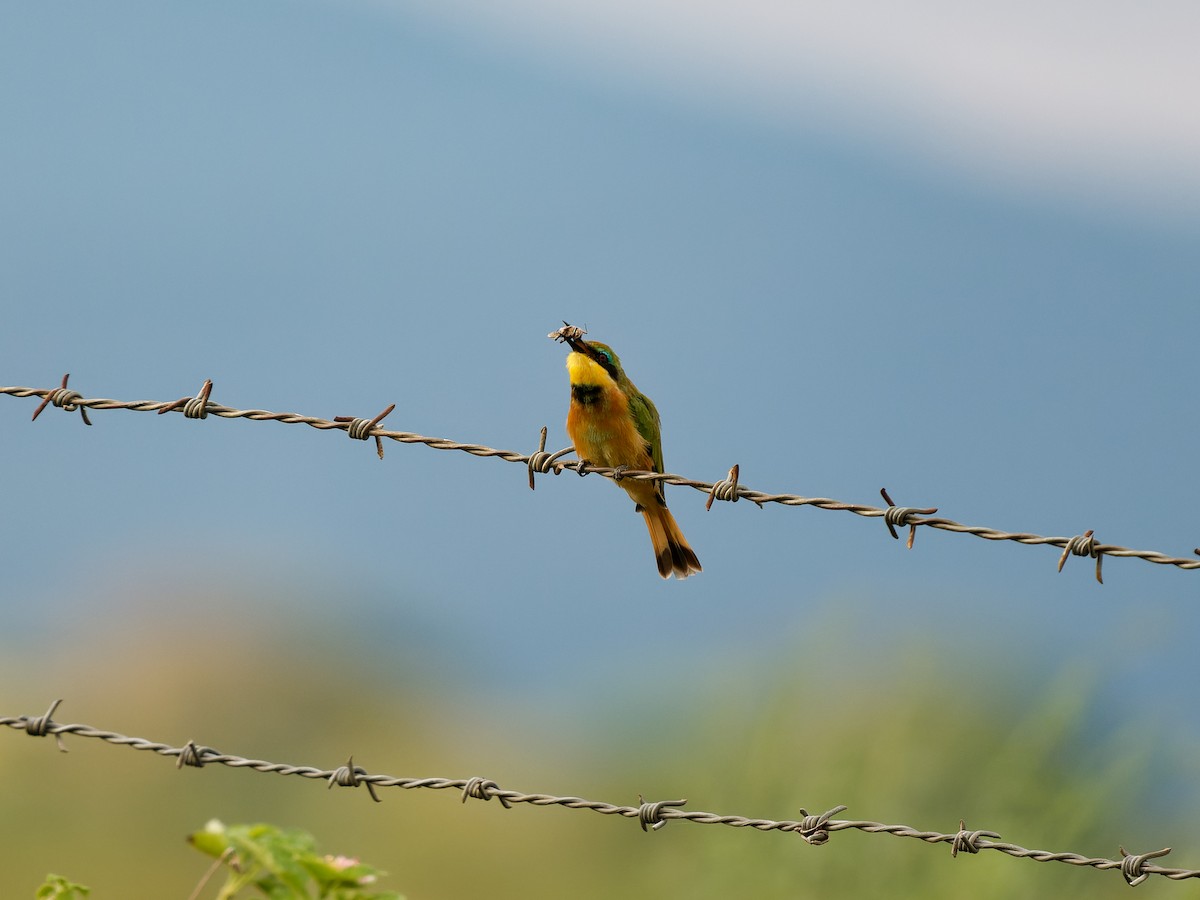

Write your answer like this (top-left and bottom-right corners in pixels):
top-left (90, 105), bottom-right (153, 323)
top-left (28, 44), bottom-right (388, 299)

top-left (3, 0), bottom-right (1199, 768)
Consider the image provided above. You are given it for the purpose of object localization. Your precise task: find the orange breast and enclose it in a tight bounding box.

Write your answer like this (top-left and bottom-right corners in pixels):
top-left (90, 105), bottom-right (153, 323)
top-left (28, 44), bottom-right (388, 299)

top-left (566, 380), bottom-right (654, 471)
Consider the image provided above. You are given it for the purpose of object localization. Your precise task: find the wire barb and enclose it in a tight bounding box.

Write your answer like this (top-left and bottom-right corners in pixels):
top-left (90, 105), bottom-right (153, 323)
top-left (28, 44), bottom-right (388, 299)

top-left (637, 795), bottom-right (687, 832)
top-left (461, 776), bottom-right (510, 808)
top-left (952, 819), bottom-right (1001, 857)
top-left (1058, 529), bottom-right (1104, 583)
top-left (1120, 845), bottom-right (1172, 886)
top-left (23, 698), bottom-right (68, 752)
top-left (30, 374), bottom-right (91, 426)
top-left (334, 403), bottom-right (395, 460)
top-left (796, 805), bottom-right (847, 845)
top-left (176, 739), bottom-right (214, 769)
top-left (706, 464), bottom-right (740, 510)
top-left (328, 755), bottom-right (381, 802)
top-left (526, 427), bottom-right (572, 490)
top-left (159, 379), bottom-right (214, 419)
top-left (880, 488), bottom-right (938, 549)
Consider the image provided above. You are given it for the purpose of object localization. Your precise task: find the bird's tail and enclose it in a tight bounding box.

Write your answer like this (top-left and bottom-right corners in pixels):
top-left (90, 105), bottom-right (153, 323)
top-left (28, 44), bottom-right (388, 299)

top-left (641, 504), bottom-right (702, 580)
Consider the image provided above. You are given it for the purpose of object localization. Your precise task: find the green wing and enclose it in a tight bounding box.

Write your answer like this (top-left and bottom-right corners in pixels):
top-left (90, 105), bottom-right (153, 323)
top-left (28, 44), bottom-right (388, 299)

top-left (628, 389), bottom-right (666, 503)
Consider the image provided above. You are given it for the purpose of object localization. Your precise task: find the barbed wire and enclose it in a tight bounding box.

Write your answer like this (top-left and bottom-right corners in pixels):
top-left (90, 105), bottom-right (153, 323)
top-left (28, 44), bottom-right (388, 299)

top-left (3, 375), bottom-right (1198, 580)
top-left (3, 700), bottom-right (1192, 887)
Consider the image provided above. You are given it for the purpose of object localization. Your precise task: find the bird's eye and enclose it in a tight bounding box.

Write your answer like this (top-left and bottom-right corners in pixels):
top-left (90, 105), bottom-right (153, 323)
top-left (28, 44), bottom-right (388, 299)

top-left (598, 349), bottom-right (612, 364)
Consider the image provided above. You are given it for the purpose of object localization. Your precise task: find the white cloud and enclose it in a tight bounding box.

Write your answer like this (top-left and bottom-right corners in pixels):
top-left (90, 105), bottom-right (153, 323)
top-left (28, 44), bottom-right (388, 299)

top-left (384, 0), bottom-right (1200, 218)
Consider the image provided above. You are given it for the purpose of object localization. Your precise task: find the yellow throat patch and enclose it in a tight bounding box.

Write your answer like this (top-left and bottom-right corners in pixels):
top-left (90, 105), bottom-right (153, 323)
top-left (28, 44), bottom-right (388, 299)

top-left (566, 351), bottom-right (613, 386)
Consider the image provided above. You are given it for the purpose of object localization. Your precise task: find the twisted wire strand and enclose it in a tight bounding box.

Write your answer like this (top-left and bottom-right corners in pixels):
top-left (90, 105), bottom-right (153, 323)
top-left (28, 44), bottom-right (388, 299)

top-left (3, 708), bottom-right (1195, 884)
top-left (3, 382), bottom-right (1198, 574)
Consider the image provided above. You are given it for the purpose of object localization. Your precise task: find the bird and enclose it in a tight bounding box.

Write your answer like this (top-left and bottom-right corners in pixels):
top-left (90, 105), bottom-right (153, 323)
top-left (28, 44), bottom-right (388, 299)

top-left (552, 325), bottom-right (702, 579)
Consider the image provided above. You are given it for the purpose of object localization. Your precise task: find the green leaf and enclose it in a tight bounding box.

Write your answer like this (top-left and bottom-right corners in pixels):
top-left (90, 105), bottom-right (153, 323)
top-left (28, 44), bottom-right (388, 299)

top-left (187, 821), bottom-right (404, 899)
top-left (35, 874), bottom-right (91, 899)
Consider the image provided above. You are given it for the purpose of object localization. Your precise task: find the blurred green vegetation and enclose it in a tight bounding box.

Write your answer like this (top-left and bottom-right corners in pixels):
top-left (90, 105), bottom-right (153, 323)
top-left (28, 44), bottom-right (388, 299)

top-left (1, 588), bottom-right (1190, 898)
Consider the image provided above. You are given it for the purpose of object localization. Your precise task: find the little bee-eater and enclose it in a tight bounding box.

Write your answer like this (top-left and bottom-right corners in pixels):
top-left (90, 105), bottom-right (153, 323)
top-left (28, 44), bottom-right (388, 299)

top-left (553, 326), bottom-right (702, 579)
